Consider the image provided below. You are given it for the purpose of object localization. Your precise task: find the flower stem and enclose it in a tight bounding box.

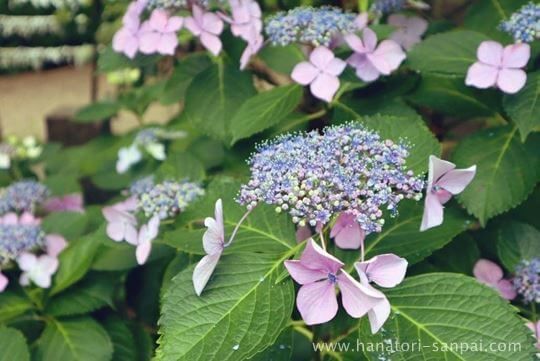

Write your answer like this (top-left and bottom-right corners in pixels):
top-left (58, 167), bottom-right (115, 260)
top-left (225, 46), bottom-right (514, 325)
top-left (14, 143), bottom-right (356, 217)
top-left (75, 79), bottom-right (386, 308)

top-left (319, 229), bottom-right (326, 251)
top-left (224, 206), bottom-right (255, 247)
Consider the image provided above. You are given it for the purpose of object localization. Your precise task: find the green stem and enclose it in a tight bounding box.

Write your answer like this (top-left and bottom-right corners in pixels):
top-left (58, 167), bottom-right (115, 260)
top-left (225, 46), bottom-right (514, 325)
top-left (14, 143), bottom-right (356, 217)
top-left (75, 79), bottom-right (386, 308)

top-left (532, 302), bottom-right (537, 322)
top-left (274, 109), bottom-right (327, 134)
top-left (358, 0), bottom-right (369, 12)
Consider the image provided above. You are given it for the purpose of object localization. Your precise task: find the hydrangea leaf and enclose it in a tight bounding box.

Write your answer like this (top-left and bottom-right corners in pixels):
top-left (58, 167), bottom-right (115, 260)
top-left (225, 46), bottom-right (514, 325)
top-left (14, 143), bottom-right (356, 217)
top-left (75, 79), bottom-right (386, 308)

top-left (408, 30), bottom-right (490, 76)
top-left (42, 211), bottom-right (88, 240)
top-left (230, 84), bottom-right (303, 145)
top-left (162, 177), bottom-right (297, 255)
top-left (497, 221), bottom-right (540, 272)
top-left (34, 317), bottom-right (113, 361)
top-left (258, 45), bottom-right (305, 74)
top-left (103, 317), bottom-right (138, 361)
top-left (339, 274), bottom-right (537, 360)
top-left (74, 101), bottom-right (120, 123)
top-left (161, 54), bottom-right (212, 105)
top-left (155, 151), bottom-right (206, 182)
top-left (452, 126), bottom-right (539, 226)
top-left (0, 327), bottom-right (30, 361)
top-left (463, 0), bottom-right (529, 42)
top-left (503, 71), bottom-right (540, 142)
top-left (184, 62), bottom-right (256, 143)
top-left (0, 292), bottom-right (34, 323)
top-left (156, 252), bottom-right (297, 361)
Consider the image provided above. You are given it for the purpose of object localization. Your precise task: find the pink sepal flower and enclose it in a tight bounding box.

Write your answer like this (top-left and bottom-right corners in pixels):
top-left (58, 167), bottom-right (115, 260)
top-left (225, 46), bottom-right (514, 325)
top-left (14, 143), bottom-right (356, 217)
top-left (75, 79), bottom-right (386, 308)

top-left (473, 259), bottom-right (517, 300)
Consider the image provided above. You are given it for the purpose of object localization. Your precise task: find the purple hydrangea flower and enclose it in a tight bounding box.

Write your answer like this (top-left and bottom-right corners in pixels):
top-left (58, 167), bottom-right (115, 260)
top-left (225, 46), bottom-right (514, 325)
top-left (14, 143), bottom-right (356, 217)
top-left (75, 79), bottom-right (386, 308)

top-left (0, 213), bottom-right (44, 265)
top-left (499, 2), bottom-right (540, 43)
top-left (237, 123), bottom-right (424, 235)
top-left (0, 180), bottom-right (50, 215)
top-left (513, 258), bottom-right (540, 303)
top-left (147, 0), bottom-right (208, 10)
top-left (265, 6), bottom-right (362, 47)
top-left (370, 0), bottom-right (407, 15)
top-left (138, 179), bottom-right (204, 219)
top-left (129, 176), bottom-right (156, 197)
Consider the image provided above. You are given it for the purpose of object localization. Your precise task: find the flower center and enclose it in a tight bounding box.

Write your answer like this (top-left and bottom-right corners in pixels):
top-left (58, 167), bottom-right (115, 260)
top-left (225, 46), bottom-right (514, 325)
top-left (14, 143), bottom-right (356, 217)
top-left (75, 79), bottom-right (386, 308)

top-left (328, 272), bottom-right (338, 284)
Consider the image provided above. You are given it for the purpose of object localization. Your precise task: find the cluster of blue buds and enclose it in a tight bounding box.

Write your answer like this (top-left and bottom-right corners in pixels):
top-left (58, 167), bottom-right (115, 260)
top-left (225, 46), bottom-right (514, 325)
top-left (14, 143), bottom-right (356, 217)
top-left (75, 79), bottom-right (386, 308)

top-left (0, 223), bottom-right (44, 265)
top-left (130, 176), bottom-right (156, 197)
top-left (237, 123), bottom-right (424, 234)
top-left (370, 0), bottom-right (407, 15)
top-left (513, 258), bottom-right (540, 303)
top-left (0, 180), bottom-right (50, 215)
top-left (146, 0), bottom-right (209, 10)
top-left (499, 2), bottom-right (540, 43)
top-left (265, 6), bottom-right (361, 47)
top-left (137, 179), bottom-right (204, 219)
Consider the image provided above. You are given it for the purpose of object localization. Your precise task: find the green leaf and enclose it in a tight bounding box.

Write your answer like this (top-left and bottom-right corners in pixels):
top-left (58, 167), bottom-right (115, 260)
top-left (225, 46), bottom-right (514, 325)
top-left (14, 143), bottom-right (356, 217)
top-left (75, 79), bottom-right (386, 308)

top-left (453, 126), bottom-right (539, 225)
top-left (0, 292), bottom-right (34, 323)
top-left (408, 30), bottom-right (490, 76)
top-left (51, 233), bottom-right (101, 295)
top-left (497, 221), bottom-right (540, 272)
top-left (0, 327), bottom-right (30, 361)
top-left (161, 54), bottom-right (212, 105)
top-left (162, 177), bottom-right (297, 255)
top-left (103, 317), bottom-right (138, 361)
top-left (74, 101), bottom-right (120, 123)
top-left (352, 273), bottom-right (536, 360)
top-left (97, 46), bottom-right (159, 73)
top-left (230, 84), bottom-right (303, 145)
top-left (426, 234), bottom-right (480, 274)
top-left (463, 0), bottom-right (529, 42)
top-left (258, 45), bottom-right (304, 74)
top-left (156, 152), bottom-right (206, 182)
top-left (503, 72), bottom-right (540, 141)
top-left (46, 273), bottom-right (117, 317)
top-left (35, 317), bottom-right (113, 361)
top-left (407, 75), bottom-right (502, 117)
top-left (155, 252), bottom-right (297, 361)
top-left (42, 212), bottom-right (88, 240)
top-left (184, 62), bottom-right (256, 143)
top-left (332, 114), bottom-right (440, 174)
top-left (247, 327), bottom-right (293, 361)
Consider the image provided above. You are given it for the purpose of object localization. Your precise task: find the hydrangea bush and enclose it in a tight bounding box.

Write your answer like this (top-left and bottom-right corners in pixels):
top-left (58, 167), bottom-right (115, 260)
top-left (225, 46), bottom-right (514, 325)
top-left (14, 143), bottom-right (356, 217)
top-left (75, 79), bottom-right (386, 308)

top-left (1, 0), bottom-right (540, 360)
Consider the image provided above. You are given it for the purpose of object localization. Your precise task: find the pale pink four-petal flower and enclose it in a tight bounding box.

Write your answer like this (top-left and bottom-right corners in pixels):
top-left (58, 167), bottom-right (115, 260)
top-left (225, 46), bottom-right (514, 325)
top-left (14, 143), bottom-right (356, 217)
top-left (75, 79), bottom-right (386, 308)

top-left (18, 253), bottom-right (59, 289)
top-left (139, 9), bottom-right (183, 55)
top-left (466, 41), bottom-right (530, 94)
top-left (185, 5), bottom-right (224, 56)
top-left (284, 239), bottom-right (385, 325)
top-left (127, 215), bottom-right (160, 265)
top-left (330, 212), bottom-right (365, 250)
top-left (192, 199), bottom-right (225, 296)
top-left (291, 46), bottom-right (347, 102)
top-left (473, 259), bottom-right (517, 300)
top-left (44, 193), bottom-right (84, 214)
top-left (345, 28), bottom-right (406, 82)
top-left (420, 155), bottom-right (476, 231)
top-left (102, 201), bottom-right (138, 243)
top-left (112, 0), bottom-right (147, 58)
top-left (227, 0), bottom-right (262, 41)
top-left (388, 14), bottom-right (428, 51)
top-left (355, 254), bottom-right (408, 333)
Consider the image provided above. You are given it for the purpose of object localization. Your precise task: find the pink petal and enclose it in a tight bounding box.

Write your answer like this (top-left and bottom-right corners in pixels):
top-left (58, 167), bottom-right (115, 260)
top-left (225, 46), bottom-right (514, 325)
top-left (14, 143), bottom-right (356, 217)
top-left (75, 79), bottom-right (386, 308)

top-left (338, 271), bottom-right (384, 319)
top-left (0, 272), bottom-right (8, 292)
top-left (296, 225), bottom-right (312, 242)
top-left (200, 32), bottom-right (222, 56)
top-left (497, 68), bottom-right (527, 94)
top-left (437, 165), bottom-right (477, 195)
top-left (466, 62), bottom-right (499, 89)
top-left (284, 260), bottom-right (327, 285)
top-left (473, 259), bottom-right (503, 286)
top-left (296, 280), bottom-right (338, 325)
top-left (389, 31), bottom-right (419, 51)
top-left (157, 33), bottom-right (178, 55)
top-left (299, 239), bottom-right (344, 275)
top-left (477, 41), bottom-right (503, 67)
top-left (184, 17), bottom-right (202, 36)
top-left (502, 43), bottom-right (530, 68)
top-left (310, 73), bottom-right (340, 102)
top-left (435, 189), bottom-right (453, 205)
top-left (368, 40), bottom-right (406, 75)
top-left (113, 197), bottom-right (138, 212)
top-left (136, 241), bottom-right (152, 265)
top-left (362, 28), bottom-right (378, 52)
top-left (355, 13), bottom-right (368, 29)
top-left (344, 33), bottom-right (367, 53)
top-left (356, 254), bottom-right (408, 288)
top-left (309, 46), bottom-right (335, 70)
top-left (348, 53), bottom-right (380, 82)
top-left (17, 253), bottom-right (37, 272)
top-left (0, 213), bottom-right (18, 225)
top-left (325, 58), bottom-right (347, 77)
top-left (149, 9), bottom-right (168, 31)
top-left (331, 213), bottom-right (364, 250)
top-left (291, 62), bottom-right (319, 85)
top-left (203, 199), bottom-right (225, 255)
top-left (387, 14), bottom-right (407, 28)
top-left (44, 194), bottom-right (84, 213)
top-left (427, 155), bottom-right (455, 190)
top-left (124, 224), bottom-right (139, 246)
top-left (146, 216), bottom-right (160, 240)
top-left (19, 212), bottom-right (38, 225)
top-left (166, 16), bottom-right (183, 32)
top-left (107, 222), bottom-right (127, 242)
top-left (368, 295), bottom-right (391, 334)
top-left (496, 279), bottom-right (517, 300)
top-left (192, 253), bottom-right (222, 296)
top-left (420, 193), bottom-right (444, 231)
top-left (19, 273), bottom-right (30, 287)
top-left (202, 13), bottom-right (224, 35)
top-left (39, 255), bottom-right (59, 274)
top-left (45, 234), bottom-right (67, 258)
top-left (406, 16), bottom-right (428, 36)
top-left (139, 31), bottom-right (161, 54)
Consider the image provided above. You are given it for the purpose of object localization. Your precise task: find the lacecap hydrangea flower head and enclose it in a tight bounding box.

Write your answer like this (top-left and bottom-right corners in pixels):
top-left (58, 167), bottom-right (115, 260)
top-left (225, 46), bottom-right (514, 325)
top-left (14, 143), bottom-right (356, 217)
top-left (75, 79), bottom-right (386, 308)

top-left (513, 258), bottom-right (540, 304)
top-left (499, 2), bottom-right (540, 43)
top-left (0, 180), bottom-right (50, 214)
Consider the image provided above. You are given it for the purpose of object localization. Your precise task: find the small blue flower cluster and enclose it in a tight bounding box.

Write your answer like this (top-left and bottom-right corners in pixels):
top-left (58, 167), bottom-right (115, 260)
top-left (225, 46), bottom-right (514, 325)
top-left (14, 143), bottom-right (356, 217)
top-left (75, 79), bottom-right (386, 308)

top-left (146, 0), bottom-right (208, 10)
top-left (138, 179), bottom-right (204, 219)
top-left (130, 176), bottom-right (156, 197)
top-left (0, 224), bottom-right (44, 265)
top-left (500, 2), bottom-right (540, 43)
top-left (513, 258), bottom-right (540, 303)
top-left (135, 128), bottom-right (161, 146)
top-left (237, 123), bottom-right (424, 234)
top-left (265, 6), bottom-right (360, 46)
top-left (0, 180), bottom-right (50, 214)
top-left (370, 0), bottom-right (407, 15)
